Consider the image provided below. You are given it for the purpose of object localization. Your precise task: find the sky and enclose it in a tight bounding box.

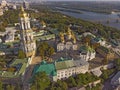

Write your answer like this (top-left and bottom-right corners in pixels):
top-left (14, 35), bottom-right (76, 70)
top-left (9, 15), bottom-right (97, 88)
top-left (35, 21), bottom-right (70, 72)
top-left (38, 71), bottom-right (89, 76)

top-left (47, 0), bottom-right (120, 2)
top-left (0, 0), bottom-right (120, 1)
top-left (2, 0), bottom-right (120, 1)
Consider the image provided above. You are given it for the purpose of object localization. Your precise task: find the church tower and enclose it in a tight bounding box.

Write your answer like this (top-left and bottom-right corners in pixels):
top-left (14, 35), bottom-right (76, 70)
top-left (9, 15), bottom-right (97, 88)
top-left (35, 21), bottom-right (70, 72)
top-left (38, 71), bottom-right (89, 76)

top-left (19, 7), bottom-right (36, 57)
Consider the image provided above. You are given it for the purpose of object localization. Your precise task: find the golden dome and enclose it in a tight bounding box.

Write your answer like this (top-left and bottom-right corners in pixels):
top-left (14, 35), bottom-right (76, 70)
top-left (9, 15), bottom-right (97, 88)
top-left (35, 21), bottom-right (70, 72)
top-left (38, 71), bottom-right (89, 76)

top-left (19, 6), bottom-right (28, 18)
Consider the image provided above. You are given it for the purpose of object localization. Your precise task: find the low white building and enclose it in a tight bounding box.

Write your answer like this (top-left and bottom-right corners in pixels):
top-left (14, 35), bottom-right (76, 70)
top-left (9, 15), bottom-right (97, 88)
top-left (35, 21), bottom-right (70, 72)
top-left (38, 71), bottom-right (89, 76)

top-left (54, 58), bottom-right (89, 81)
top-left (4, 31), bottom-right (14, 43)
top-left (111, 71), bottom-right (120, 86)
top-left (91, 37), bottom-right (106, 46)
top-left (57, 42), bottom-right (78, 52)
top-left (4, 27), bottom-right (17, 43)
top-left (79, 45), bottom-right (96, 61)
top-left (82, 32), bottom-right (96, 38)
top-left (33, 58), bottom-right (89, 81)
top-left (0, 51), bottom-right (5, 55)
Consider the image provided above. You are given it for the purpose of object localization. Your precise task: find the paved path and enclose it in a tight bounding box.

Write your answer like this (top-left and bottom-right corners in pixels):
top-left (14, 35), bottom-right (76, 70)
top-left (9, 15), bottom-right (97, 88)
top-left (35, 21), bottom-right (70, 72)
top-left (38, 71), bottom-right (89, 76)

top-left (23, 65), bottom-right (35, 90)
top-left (102, 79), bottom-right (114, 90)
top-left (23, 56), bottom-right (42, 90)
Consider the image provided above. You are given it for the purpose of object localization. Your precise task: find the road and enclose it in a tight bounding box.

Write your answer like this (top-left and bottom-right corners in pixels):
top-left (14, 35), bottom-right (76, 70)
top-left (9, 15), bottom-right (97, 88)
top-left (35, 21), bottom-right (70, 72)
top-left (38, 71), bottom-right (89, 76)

top-left (102, 79), bottom-right (114, 90)
top-left (22, 56), bottom-right (42, 90)
top-left (22, 65), bottom-right (35, 90)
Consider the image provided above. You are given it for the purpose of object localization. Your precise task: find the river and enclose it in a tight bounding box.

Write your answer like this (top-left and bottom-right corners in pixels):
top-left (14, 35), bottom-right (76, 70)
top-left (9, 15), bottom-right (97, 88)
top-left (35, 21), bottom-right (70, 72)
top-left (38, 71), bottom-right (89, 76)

top-left (56, 7), bottom-right (120, 29)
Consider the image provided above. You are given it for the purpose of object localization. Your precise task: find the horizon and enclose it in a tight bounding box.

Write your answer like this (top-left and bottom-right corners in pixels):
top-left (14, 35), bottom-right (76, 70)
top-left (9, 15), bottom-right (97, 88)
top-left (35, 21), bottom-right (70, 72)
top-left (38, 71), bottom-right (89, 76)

top-left (2, 0), bottom-right (120, 2)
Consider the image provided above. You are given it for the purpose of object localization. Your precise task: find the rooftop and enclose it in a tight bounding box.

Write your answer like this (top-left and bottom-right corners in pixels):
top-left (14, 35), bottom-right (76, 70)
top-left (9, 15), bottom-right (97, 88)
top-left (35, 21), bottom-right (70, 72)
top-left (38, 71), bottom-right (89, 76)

top-left (33, 61), bottom-right (56, 76)
top-left (49, 29), bottom-right (59, 35)
top-left (111, 71), bottom-right (120, 83)
top-left (0, 58), bottom-right (28, 78)
top-left (92, 37), bottom-right (105, 43)
top-left (80, 45), bottom-right (95, 53)
top-left (55, 58), bottom-right (75, 70)
top-left (33, 58), bottom-right (89, 77)
top-left (74, 59), bottom-right (89, 67)
top-left (10, 58), bottom-right (28, 67)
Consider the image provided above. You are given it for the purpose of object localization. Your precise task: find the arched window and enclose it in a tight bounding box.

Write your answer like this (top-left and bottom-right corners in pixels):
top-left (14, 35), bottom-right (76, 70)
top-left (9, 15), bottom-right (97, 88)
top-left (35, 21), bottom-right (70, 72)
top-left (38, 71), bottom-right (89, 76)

top-left (25, 36), bottom-right (28, 43)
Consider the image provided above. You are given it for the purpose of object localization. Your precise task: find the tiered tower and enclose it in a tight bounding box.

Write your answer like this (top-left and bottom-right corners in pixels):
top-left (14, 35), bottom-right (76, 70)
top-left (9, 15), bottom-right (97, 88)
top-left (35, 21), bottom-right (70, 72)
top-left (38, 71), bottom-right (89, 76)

top-left (19, 7), bottom-right (36, 57)
top-left (1, 0), bottom-right (7, 7)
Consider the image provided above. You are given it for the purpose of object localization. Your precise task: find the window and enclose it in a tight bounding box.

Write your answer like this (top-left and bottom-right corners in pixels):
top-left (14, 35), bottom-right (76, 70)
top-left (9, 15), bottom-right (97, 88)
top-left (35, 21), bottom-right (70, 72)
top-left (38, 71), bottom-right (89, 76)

top-left (25, 36), bottom-right (27, 42)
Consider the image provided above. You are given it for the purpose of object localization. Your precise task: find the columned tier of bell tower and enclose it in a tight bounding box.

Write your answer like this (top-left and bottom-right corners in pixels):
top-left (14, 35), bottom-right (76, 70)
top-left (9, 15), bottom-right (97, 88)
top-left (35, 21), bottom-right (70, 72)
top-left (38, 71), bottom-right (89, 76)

top-left (19, 7), bottom-right (36, 57)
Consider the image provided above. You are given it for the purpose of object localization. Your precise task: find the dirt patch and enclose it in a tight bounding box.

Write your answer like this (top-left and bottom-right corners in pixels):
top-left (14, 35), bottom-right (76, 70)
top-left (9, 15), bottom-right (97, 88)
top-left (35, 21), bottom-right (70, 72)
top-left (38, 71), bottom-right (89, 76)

top-left (31, 56), bottom-right (42, 65)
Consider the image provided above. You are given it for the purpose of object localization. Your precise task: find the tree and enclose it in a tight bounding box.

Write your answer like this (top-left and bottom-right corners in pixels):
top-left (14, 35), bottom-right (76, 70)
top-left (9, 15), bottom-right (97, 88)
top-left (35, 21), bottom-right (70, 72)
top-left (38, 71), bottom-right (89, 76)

top-left (38, 42), bottom-right (55, 59)
top-left (16, 84), bottom-right (21, 90)
top-left (18, 50), bottom-right (26, 59)
top-left (92, 43), bottom-right (100, 49)
top-left (56, 80), bottom-right (68, 90)
top-left (39, 47), bottom-right (45, 58)
top-left (48, 47), bottom-right (55, 57)
top-left (0, 81), bottom-right (3, 90)
top-left (115, 59), bottom-right (120, 71)
top-left (31, 72), bottom-right (50, 90)
top-left (103, 58), bottom-right (109, 65)
top-left (67, 76), bottom-right (77, 87)
top-left (6, 85), bottom-right (15, 90)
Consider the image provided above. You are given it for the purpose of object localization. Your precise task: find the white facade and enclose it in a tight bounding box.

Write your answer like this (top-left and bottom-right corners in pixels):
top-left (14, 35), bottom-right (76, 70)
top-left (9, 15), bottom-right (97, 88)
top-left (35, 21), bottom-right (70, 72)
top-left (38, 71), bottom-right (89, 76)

top-left (57, 67), bottom-right (76, 80)
top-left (4, 27), bottom-right (17, 43)
top-left (80, 51), bottom-right (96, 61)
top-left (82, 32), bottom-right (96, 38)
top-left (54, 59), bottom-right (89, 81)
top-left (98, 39), bottom-right (106, 46)
top-left (57, 42), bottom-right (78, 52)
top-left (92, 37), bottom-right (106, 46)
top-left (79, 46), bottom-right (96, 61)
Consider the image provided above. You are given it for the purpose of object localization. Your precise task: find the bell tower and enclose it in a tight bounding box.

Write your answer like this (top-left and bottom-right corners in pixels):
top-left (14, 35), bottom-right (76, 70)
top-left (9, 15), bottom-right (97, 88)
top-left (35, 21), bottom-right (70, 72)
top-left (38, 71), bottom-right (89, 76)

top-left (19, 7), bottom-right (36, 57)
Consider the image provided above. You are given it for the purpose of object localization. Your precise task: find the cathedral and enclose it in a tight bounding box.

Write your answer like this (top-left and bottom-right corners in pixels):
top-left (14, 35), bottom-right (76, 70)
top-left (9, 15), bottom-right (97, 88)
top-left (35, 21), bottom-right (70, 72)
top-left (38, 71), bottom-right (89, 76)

top-left (19, 7), bottom-right (36, 57)
top-left (57, 27), bottom-right (78, 52)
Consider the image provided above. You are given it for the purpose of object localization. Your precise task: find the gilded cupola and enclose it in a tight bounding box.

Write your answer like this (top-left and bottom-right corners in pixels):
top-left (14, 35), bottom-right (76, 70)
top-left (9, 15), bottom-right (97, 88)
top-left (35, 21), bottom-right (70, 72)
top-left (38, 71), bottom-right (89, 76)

top-left (19, 6), bottom-right (28, 18)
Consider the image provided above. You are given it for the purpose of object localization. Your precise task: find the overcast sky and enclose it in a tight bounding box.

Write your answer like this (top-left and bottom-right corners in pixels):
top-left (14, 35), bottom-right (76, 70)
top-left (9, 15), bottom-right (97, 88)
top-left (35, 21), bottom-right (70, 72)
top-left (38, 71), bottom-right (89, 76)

top-left (34, 0), bottom-right (120, 1)
top-left (3, 0), bottom-right (120, 1)
top-left (46, 0), bottom-right (120, 1)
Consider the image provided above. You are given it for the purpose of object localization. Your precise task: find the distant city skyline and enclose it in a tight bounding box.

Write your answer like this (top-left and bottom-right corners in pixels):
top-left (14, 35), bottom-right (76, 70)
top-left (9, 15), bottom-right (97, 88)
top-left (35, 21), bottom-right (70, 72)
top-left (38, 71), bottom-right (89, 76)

top-left (1, 0), bottom-right (120, 2)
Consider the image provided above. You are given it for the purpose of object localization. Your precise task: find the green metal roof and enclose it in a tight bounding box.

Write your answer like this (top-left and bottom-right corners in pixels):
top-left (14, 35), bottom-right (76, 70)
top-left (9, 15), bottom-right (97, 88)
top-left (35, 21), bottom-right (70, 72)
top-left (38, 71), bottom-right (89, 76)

top-left (93, 37), bottom-right (105, 42)
top-left (10, 58), bottom-right (28, 67)
top-left (36, 34), bottom-right (55, 41)
top-left (33, 61), bottom-right (56, 76)
top-left (55, 58), bottom-right (75, 70)
top-left (0, 58), bottom-right (28, 78)
top-left (18, 63), bottom-right (27, 75)
top-left (80, 45), bottom-right (95, 53)
top-left (2, 72), bottom-right (15, 78)
top-left (49, 29), bottom-right (59, 35)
